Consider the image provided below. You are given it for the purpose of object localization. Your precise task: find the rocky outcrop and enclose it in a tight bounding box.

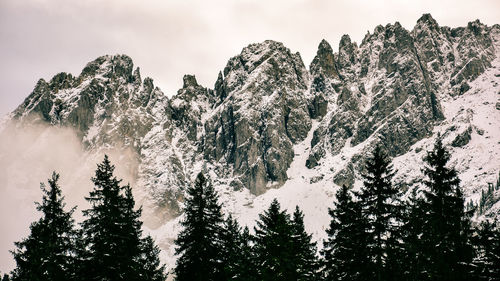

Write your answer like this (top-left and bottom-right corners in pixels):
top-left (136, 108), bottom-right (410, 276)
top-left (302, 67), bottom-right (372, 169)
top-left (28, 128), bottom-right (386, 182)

top-left (204, 40), bottom-right (312, 194)
top-left (305, 15), bottom-right (498, 186)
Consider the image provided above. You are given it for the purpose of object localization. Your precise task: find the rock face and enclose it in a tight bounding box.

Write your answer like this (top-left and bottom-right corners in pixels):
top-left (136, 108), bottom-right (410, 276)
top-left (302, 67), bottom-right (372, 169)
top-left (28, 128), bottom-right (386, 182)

top-left (306, 15), bottom-right (499, 186)
top-left (204, 40), bottom-right (312, 194)
top-left (5, 15), bottom-right (500, 222)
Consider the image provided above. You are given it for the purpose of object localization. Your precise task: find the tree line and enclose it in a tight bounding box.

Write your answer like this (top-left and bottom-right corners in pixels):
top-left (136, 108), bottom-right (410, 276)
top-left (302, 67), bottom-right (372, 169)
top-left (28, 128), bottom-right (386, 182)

top-left (2, 137), bottom-right (500, 281)
top-left (173, 137), bottom-right (500, 281)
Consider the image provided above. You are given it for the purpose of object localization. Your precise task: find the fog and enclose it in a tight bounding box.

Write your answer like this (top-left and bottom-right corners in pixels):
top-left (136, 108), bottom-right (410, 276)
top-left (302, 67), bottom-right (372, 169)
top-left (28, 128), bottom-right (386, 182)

top-left (0, 121), bottom-right (139, 273)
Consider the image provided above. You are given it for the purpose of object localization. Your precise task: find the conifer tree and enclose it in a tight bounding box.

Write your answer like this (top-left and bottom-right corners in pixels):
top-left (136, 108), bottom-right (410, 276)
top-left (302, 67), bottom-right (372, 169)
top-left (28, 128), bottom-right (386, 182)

top-left (10, 172), bottom-right (77, 281)
top-left (219, 215), bottom-right (255, 281)
top-left (400, 189), bottom-right (427, 281)
top-left (80, 155), bottom-right (166, 281)
top-left (174, 172), bottom-right (224, 281)
top-left (321, 185), bottom-right (370, 281)
top-left (239, 226), bottom-right (259, 281)
top-left (472, 219), bottom-right (500, 280)
top-left (420, 137), bottom-right (473, 281)
top-left (138, 236), bottom-right (167, 281)
top-left (252, 199), bottom-right (295, 281)
top-left (290, 206), bottom-right (319, 280)
top-left (356, 145), bottom-right (401, 280)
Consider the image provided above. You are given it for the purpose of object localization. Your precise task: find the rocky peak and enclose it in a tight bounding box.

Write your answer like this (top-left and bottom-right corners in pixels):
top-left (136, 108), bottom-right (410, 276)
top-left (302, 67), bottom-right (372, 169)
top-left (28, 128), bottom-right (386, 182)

top-left (310, 39), bottom-right (339, 79)
top-left (13, 79), bottom-right (53, 122)
top-left (182, 74), bottom-right (199, 88)
top-left (169, 75), bottom-right (214, 141)
top-left (48, 72), bottom-right (75, 92)
top-left (174, 74), bottom-right (213, 105)
top-left (214, 71), bottom-right (226, 104)
top-left (132, 67), bottom-right (142, 85)
top-left (416, 13), bottom-right (440, 32)
top-left (203, 40), bottom-right (312, 194)
top-left (308, 39), bottom-right (338, 120)
top-left (222, 40), bottom-right (308, 94)
top-left (467, 19), bottom-right (487, 36)
top-left (337, 34), bottom-right (358, 74)
top-left (79, 54), bottom-right (134, 81)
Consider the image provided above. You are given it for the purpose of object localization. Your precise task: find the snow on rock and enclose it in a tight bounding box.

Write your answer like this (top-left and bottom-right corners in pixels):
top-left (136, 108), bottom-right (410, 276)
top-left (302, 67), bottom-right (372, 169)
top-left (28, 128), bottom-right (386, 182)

top-left (2, 15), bottom-right (499, 274)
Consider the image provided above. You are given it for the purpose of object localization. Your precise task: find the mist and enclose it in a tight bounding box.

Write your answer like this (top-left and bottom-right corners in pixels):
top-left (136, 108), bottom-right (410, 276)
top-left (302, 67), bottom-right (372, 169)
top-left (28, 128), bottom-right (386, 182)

top-left (0, 121), bottom-right (139, 273)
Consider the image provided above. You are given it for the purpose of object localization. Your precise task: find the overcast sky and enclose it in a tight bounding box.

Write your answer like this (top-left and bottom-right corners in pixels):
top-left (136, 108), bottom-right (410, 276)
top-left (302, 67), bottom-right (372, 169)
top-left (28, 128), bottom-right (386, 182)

top-left (0, 0), bottom-right (499, 118)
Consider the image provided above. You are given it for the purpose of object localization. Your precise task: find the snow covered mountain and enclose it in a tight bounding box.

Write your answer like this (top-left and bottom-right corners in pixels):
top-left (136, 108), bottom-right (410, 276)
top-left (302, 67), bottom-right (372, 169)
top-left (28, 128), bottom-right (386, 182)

top-left (2, 14), bottom-right (499, 270)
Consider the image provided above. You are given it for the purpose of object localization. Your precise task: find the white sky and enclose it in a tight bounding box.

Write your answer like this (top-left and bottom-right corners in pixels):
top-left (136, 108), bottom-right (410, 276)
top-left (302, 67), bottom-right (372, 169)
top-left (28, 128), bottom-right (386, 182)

top-left (0, 0), bottom-right (498, 117)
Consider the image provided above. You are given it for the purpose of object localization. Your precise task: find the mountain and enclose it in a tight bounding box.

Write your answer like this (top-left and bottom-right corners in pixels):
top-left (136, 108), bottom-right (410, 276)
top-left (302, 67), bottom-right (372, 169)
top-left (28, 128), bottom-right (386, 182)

top-left (2, 14), bottom-right (499, 270)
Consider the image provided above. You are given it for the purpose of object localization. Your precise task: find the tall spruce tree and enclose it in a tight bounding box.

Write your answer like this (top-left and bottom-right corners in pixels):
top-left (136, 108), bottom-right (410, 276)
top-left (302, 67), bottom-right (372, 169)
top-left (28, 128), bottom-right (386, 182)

top-left (400, 189), bottom-right (428, 281)
top-left (240, 226), bottom-right (259, 281)
top-left (10, 172), bottom-right (77, 281)
top-left (252, 200), bottom-right (319, 281)
top-left (174, 172), bottom-right (224, 281)
top-left (80, 155), bottom-right (166, 281)
top-left (356, 145), bottom-right (401, 280)
top-left (252, 199), bottom-right (295, 281)
top-left (219, 215), bottom-right (255, 281)
top-left (290, 206), bottom-right (319, 281)
top-left (420, 137), bottom-right (473, 281)
top-left (472, 219), bottom-right (500, 280)
top-left (138, 236), bottom-right (167, 281)
top-left (321, 185), bottom-right (370, 281)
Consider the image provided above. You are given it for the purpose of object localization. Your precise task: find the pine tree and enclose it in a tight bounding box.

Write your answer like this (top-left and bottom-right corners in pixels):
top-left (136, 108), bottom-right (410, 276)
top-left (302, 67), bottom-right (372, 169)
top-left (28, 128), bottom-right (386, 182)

top-left (356, 145), bottom-right (401, 280)
top-left (472, 219), bottom-right (500, 280)
top-left (10, 172), bottom-right (77, 281)
top-left (138, 236), bottom-right (167, 281)
top-left (400, 189), bottom-right (427, 281)
top-left (80, 155), bottom-right (165, 281)
top-left (290, 206), bottom-right (319, 281)
top-left (420, 137), bottom-right (473, 281)
top-left (174, 172), bottom-right (225, 281)
top-left (252, 199), bottom-right (296, 281)
top-left (239, 226), bottom-right (259, 281)
top-left (1, 274), bottom-right (10, 281)
top-left (321, 185), bottom-right (370, 281)
top-left (219, 215), bottom-right (255, 281)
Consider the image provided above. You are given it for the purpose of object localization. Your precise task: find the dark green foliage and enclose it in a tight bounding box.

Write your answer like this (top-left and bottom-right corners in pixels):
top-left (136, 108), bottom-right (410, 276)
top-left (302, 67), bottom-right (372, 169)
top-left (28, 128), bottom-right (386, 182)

top-left (174, 172), bottom-right (225, 281)
top-left (253, 199), bottom-right (318, 281)
top-left (321, 185), bottom-right (370, 281)
top-left (419, 137), bottom-right (473, 280)
top-left (290, 207), bottom-right (320, 281)
top-left (10, 172), bottom-right (77, 281)
top-left (220, 216), bottom-right (256, 281)
top-left (252, 199), bottom-right (293, 281)
top-left (80, 155), bottom-right (166, 281)
top-left (356, 145), bottom-right (402, 280)
top-left (472, 219), bottom-right (500, 280)
top-left (400, 190), bottom-right (428, 281)
top-left (138, 236), bottom-right (167, 281)
top-left (239, 227), bottom-right (259, 281)
top-left (2, 274), bottom-right (10, 281)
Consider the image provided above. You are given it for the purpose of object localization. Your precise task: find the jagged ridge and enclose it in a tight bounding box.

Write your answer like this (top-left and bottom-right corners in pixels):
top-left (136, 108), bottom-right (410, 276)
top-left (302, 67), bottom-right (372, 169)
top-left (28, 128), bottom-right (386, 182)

top-left (5, 14), bottom-right (500, 224)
